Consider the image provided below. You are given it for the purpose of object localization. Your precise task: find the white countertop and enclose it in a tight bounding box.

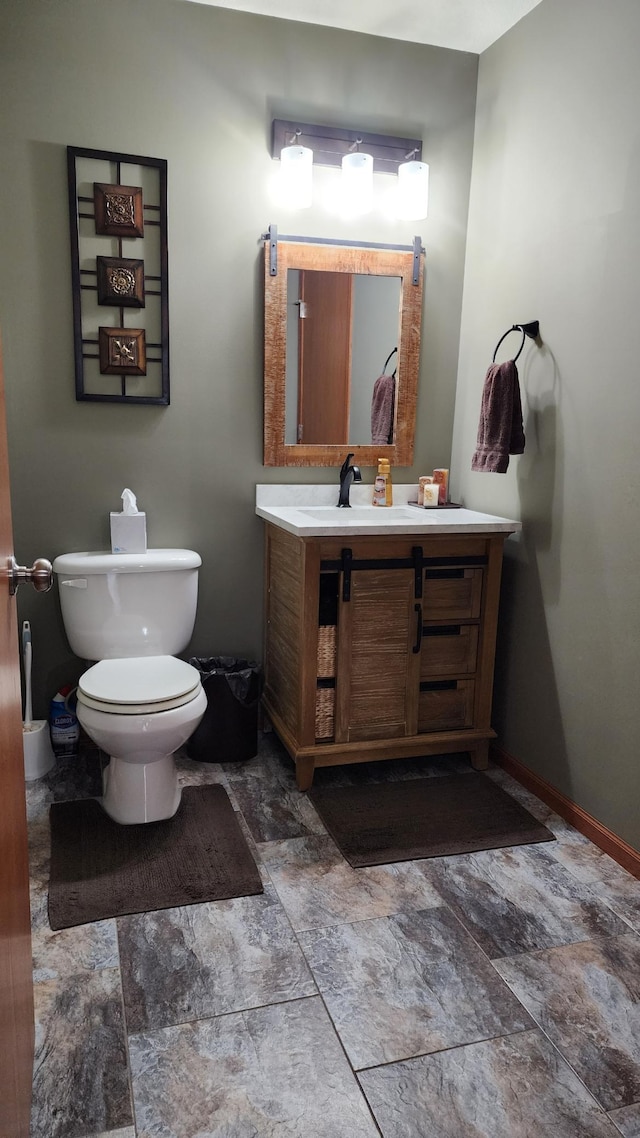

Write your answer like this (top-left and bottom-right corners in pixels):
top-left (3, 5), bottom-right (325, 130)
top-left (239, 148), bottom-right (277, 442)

top-left (256, 485), bottom-right (521, 538)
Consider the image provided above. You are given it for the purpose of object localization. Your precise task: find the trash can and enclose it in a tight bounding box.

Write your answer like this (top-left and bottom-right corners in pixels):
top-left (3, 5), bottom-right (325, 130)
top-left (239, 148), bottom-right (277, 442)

top-left (187, 657), bottom-right (262, 763)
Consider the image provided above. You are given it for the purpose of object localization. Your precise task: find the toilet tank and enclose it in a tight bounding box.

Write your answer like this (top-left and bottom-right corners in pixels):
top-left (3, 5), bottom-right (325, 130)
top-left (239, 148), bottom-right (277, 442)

top-left (52, 549), bottom-right (202, 660)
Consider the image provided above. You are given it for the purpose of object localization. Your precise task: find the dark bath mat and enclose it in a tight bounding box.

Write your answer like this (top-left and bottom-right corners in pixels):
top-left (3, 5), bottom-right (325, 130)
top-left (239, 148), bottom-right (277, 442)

top-left (48, 783), bottom-right (263, 930)
top-left (309, 773), bottom-right (555, 867)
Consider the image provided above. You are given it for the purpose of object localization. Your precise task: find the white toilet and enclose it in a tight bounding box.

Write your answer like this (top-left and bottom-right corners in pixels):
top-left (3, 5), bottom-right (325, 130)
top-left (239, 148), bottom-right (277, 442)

top-left (52, 548), bottom-right (208, 825)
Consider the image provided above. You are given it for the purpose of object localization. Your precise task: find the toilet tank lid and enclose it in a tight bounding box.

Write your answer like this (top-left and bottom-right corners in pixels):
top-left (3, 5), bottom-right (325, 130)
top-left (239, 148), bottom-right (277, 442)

top-left (52, 549), bottom-right (202, 575)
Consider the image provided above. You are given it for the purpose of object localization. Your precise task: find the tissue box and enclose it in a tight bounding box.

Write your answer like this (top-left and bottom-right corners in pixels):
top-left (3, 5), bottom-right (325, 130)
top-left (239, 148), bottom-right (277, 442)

top-left (110, 512), bottom-right (147, 554)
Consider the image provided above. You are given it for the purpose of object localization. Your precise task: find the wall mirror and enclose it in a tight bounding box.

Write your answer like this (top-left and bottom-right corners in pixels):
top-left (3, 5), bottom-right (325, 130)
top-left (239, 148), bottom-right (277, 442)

top-left (263, 234), bottom-right (424, 467)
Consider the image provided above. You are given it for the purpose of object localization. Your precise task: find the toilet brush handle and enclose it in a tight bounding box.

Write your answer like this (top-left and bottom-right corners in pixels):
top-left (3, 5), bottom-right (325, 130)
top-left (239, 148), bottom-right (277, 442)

top-left (22, 621), bottom-right (33, 727)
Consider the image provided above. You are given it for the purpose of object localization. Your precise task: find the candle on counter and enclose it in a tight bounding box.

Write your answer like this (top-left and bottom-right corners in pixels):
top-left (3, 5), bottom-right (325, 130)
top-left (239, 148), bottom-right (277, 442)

top-left (422, 483), bottom-right (440, 507)
top-left (432, 468), bottom-right (449, 504)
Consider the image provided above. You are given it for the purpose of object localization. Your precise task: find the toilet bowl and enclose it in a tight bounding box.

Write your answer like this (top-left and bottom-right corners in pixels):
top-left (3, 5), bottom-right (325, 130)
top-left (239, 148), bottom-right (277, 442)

top-left (77, 656), bottom-right (207, 824)
top-left (53, 549), bottom-right (206, 825)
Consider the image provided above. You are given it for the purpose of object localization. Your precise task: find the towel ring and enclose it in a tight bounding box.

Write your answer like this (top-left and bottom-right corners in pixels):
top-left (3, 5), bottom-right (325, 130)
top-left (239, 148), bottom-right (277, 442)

top-left (383, 346), bottom-right (398, 378)
top-left (492, 321), bottom-right (539, 364)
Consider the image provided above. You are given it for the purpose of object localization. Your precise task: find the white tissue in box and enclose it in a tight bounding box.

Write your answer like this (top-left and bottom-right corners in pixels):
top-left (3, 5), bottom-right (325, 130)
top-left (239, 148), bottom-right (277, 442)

top-left (110, 512), bottom-right (147, 554)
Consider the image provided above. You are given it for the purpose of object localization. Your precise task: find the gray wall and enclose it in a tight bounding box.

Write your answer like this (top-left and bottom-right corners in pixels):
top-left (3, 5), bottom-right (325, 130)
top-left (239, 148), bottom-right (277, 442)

top-left (452, 0), bottom-right (640, 847)
top-left (0, 0), bottom-right (477, 715)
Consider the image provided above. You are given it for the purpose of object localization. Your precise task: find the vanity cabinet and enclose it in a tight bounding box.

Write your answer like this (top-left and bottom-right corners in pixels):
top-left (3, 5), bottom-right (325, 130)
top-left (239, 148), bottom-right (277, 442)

top-left (262, 523), bottom-right (509, 790)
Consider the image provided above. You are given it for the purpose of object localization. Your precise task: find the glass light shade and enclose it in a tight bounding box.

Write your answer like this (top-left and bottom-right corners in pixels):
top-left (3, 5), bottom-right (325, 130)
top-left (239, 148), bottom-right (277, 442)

top-left (279, 144), bottom-right (313, 209)
top-left (340, 151), bottom-right (373, 215)
top-left (397, 160), bottom-right (429, 220)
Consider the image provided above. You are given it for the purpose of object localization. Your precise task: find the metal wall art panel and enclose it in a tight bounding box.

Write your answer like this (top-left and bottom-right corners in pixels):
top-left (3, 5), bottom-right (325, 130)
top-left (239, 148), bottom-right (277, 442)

top-left (67, 145), bottom-right (169, 404)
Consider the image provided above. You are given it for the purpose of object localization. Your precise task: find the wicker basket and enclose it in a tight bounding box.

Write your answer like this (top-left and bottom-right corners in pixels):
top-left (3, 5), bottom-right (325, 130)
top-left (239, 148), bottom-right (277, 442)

top-left (317, 625), bottom-right (337, 679)
top-left (315, 687), bottom-right (335, 740)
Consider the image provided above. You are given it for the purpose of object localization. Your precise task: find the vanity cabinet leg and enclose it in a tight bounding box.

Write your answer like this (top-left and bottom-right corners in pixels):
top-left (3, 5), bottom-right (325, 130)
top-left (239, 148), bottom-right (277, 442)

top-left (295, 756), bottom-right (315, 791)
top-left (470, 741), bottom-right (489, 771)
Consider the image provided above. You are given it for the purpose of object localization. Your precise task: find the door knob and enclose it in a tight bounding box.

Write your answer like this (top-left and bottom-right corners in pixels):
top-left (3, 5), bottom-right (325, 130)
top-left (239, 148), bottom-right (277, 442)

top-left (7, 556), bottom-right (54, 596)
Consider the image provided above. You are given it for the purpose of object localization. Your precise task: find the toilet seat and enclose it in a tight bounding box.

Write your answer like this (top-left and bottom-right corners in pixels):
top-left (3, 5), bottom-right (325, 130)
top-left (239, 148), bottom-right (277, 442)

top-left (78, 656), bottom-right (202, 715)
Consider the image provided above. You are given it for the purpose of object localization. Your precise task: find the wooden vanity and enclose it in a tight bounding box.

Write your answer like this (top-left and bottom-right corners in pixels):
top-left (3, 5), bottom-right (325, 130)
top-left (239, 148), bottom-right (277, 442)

top-left (260, 507), bottom-right (519, 790)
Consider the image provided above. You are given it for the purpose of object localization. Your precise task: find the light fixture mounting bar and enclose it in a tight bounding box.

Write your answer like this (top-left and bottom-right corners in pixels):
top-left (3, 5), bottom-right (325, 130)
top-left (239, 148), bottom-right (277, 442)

top-left (272, 120), bottom-right (422, 175)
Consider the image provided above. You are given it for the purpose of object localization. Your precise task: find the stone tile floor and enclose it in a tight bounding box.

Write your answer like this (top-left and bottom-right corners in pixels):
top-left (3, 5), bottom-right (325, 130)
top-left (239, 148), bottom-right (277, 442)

top-left (26, 733), bottom-right (640, 1137)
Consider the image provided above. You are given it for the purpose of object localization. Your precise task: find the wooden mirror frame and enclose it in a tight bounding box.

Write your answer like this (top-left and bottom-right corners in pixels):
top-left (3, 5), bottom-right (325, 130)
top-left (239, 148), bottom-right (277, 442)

top-left (263, 238), bottom-right (424, 467)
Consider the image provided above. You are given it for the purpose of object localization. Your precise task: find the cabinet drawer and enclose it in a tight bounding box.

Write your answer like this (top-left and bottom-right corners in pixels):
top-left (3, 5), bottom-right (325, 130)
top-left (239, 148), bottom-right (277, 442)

top-left (418, 680), bottom-right (474, 732)
top-left (420, 624), bottom-right (478, 678)
top-left (423, 568), bottom-right (483, 620)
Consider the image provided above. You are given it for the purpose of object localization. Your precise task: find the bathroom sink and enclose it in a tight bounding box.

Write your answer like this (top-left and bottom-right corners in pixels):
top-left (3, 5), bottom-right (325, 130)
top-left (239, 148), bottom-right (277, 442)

top-left (299, 506), bottom-right (429, 523)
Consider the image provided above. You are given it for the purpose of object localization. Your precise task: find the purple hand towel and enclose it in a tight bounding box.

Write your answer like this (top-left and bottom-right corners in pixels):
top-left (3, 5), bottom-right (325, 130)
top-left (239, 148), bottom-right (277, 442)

top-left (371, 373), bottom-right (395, 445)
top-left (471, 359), bottom-right (525, 473)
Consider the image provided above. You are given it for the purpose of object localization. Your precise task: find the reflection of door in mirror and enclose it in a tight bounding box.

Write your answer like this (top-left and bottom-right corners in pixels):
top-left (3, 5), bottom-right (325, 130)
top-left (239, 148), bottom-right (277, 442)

top-left (285, 269), bottom-right (401, 446)
top-left (299, 270), bottom-right (352, 444)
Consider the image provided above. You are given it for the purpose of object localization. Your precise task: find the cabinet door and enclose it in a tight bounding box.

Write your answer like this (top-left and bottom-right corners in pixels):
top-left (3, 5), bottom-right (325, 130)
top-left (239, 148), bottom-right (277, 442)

top-left (335, 568), bottom-right (420, 743)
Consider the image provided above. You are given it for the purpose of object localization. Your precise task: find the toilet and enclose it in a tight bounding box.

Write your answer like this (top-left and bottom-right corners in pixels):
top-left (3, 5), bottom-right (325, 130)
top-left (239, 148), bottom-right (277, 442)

top-left (52, 548), bottom-right (208, 825)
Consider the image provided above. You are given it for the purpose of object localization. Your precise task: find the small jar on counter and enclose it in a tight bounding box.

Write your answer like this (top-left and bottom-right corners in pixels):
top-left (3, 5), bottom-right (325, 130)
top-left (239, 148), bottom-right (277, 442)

top-left (432, 468), bottom-right (449, 504)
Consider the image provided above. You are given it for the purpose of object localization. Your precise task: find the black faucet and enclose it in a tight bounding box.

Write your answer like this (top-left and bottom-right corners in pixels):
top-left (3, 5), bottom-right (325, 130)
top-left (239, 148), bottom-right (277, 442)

top-left (337, 452), bottom-right (362, 507)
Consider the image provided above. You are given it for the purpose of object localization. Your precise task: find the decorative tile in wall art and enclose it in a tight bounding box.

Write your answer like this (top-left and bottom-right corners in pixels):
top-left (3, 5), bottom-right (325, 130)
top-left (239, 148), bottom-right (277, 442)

top-left (99, 327), bottom-right (147, 375)
top-left (93, 182), bottom-right (144, 237)
top-left (67, 145), bottom-right (169, 404)
top-left (97, 257), bottom-right (145, 308)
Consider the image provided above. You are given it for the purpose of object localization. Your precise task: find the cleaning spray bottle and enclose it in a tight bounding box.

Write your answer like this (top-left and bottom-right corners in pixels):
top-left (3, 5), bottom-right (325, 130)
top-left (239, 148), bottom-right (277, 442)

top-left (49, 684), bottom-right (80, 759)
top-left (372, 458), bottom-right (393, 507)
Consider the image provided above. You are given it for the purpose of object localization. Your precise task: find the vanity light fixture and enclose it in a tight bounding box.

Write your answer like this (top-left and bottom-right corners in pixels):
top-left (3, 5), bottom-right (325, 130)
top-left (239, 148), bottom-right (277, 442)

top-left (278, 129), bottom-right (314, 209)
top-left (341, 142), bottom-right (374, 215)
top-left (397, 156), bottom-right (430, 220)
top-left (271, 120), bottom-right (424, 216)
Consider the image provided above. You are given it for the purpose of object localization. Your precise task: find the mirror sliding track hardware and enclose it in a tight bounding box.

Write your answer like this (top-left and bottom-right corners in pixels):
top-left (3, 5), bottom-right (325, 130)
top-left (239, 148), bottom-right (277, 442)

top-left (268, 224), bottom-right (278, 277)
top-left (264, 225), bottom-right (425, 284)
top-left (412, 236), bottom-right (421, 286)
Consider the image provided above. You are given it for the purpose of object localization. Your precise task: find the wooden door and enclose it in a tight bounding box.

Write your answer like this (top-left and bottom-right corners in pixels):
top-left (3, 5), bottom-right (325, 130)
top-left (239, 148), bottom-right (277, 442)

top-left (297, 270), bottom-right (353, 444)
top-left (335, 568), bottom-right (420, 743)
top-left (0, 334), bottom-right (34, 1138)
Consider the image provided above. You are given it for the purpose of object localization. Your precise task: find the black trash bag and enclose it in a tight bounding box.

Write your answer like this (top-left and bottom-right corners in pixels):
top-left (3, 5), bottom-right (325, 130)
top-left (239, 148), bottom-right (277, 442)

top-left (186, 657), bottom-right (263, 764)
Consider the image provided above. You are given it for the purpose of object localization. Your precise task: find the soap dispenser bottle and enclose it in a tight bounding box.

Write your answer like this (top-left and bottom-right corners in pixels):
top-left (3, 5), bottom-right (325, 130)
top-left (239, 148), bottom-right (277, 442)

top-left (372, 458), bottom-right (393, 507)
